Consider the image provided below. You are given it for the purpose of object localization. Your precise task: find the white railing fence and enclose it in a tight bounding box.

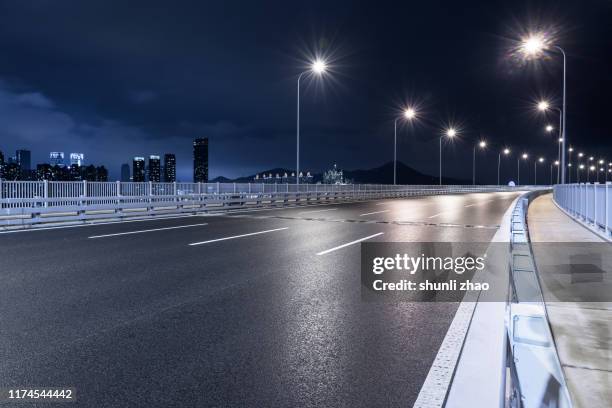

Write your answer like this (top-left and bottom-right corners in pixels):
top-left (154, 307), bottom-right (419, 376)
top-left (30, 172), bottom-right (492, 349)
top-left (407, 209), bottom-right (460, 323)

top-left (553, 183), bottom-right (612, 238)
top-left (0, 180), bottom-right (545, 228)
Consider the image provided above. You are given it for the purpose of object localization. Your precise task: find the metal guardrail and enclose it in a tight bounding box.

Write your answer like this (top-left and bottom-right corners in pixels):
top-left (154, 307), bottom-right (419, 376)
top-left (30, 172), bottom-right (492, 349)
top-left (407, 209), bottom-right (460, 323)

top-left (553, 183), bottom-right (612, 239)
top-left (506, 191), bottom-right (572, 408)
top-left (0, 180), bottom-right (544, 228)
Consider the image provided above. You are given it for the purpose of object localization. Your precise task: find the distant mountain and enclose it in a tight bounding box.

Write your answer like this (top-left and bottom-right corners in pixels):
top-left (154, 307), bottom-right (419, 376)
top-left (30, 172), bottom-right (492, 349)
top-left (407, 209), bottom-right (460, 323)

top-left (210, 162), bottom-right (470, 185)
top-left (345, 161), bottom-right (470, 185)
top-left (211, 168), bottom-right (295, 183)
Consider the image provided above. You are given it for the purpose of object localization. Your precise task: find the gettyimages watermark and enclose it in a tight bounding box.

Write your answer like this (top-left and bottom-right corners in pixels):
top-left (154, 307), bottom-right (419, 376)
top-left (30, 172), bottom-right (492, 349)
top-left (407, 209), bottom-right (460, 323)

top-left (360, 242), bottom-right (612, 302)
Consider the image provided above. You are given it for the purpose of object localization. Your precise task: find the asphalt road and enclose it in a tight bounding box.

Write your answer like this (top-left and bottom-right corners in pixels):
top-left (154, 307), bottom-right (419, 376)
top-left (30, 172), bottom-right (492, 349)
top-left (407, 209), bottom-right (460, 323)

top-left (0, 191), bottom-right (520, 407)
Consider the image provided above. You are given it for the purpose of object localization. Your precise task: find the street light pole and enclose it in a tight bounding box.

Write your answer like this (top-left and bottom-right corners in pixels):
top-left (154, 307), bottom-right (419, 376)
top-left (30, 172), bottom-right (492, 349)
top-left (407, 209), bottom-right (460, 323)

top-left (296, 60), bottom-right (327, 186)
top-left (394, 119), bottom-right (397, 185)
top-left (498, 153), bottom-right (501, 185)
top-left (568, 147), bottom-right (573, 183)
top-left (393, 108), bottom-right (416, 185)
top-left (521, 36), bottom-right (567, 183)
top-left (473, 146), bottom-right (476, 185)
top-left (296, 72), bottom-right (304, 186)
top-left (497, 148), bottom-right (510, 185)
top-left (439, 136), bottom-right (442, 185)
top-left (473, 140), bottom-right (486, 185)
top-left (556, 46), bottom-right (567, 184)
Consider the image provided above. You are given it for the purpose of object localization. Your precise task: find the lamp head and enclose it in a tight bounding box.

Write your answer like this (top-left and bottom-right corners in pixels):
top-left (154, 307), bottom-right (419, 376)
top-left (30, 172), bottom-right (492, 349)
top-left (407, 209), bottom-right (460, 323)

top-left (311, 59), bottom-right (327, 74)
top-left (521, 33), bottom-right (547, 57)
top-left (404, 107), bottom-right (416, 120)
top-left (537, 100), bottom-right (550, 112)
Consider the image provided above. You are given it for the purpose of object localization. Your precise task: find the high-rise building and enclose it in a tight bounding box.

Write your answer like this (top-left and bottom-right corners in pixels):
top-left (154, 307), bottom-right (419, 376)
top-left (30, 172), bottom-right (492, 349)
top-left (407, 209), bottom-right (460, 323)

top-left (163, 154), bottom-right (176, 182)
top-left (120, 163), bottom-right (130, 182)
top-left (83, 165), bottom-right (97, 181)
top-left (0, 150), bottom-right (4, 179)
top-left (50, 152), bottom-right (65, 167)
top-left (96, 166), bottom-right (108, 182)
top-left (70, 164), bottom-right (82, 181)
top-left (149, 155), bottom-right (161, 182)
top-left (16, 149), bottom-right (31, 178)
top-left (133, 157), bottom-right (145, 182)
top-left (70, 153), bottom-right (84, 166)
top-left (193, 138), bottom-right (208, 182)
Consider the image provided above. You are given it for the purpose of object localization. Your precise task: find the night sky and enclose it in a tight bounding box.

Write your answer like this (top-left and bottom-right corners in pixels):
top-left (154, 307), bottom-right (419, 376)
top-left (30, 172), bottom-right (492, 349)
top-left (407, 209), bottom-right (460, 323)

top-left (0, 0), bottom-right (610, 183)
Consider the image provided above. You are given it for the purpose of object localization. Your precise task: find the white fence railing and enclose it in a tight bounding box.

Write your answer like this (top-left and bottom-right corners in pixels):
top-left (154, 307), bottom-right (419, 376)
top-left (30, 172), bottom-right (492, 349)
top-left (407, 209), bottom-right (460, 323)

top-left (0, 180), bottom-right (545, 228)
top-left (553, 183), bottom-right (612, 238)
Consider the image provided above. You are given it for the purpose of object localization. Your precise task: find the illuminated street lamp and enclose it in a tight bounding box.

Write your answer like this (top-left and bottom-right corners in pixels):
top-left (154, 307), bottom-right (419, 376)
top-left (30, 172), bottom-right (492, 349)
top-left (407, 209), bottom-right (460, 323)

top-left (578, 163), bottom-right (585, 182)
top-left (296, 58), bottom-right (327, 185)
top-left (498, 148), bottom-right (511, 185)
top-left (522, 33), bottom-right (568, 183)
top-left (440, 127), bottom-right (456, 185)
top-left (538, 100), bottom-right (564, 183)
top-left (534, 157), bottom-right (545, 185)
top-left (598, 159), bottom-right (606, 183)
top-left (393, 107), bottom-right (417, 185)
top-left (568, 147), bottom-right (574, 182)
top-left (517, 153), bottom-right (529, 185)
top-left (588, 165), bottom-right (596, 183)
top-left (551, 160), bottom-right (559, 184)
top-left (520, 33), bottom-right (567, 184)
top-left (473, 140), bottom-right (486, 185)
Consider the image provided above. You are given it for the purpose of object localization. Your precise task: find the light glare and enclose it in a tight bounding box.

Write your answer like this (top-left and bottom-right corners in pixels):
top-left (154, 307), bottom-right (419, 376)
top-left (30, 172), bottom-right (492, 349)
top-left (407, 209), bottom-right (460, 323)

top-left (404, 108), bottom-right (416, 120)
top-left (537, 101), bottom-right (550, 111)
top-left (521, 33), bottom-right (547, 57)
top-left (311, 59), bottom-right (327, 74)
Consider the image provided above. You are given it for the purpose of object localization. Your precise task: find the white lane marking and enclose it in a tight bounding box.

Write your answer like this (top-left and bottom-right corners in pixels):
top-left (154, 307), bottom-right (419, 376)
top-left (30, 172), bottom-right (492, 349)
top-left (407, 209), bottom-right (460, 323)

top-left (428, 212), bottom-right (443, 219)
top-left (88, 223), bottom-right (209, 239)
top-left (188, 227), bottom-right (288, 246)
top-left (359, 210), bottom-right (389, 217)
top-left (316, 232), bottom-right (384, 256)
top-left (299, 208), bottom-right (338, 215)
top-left (0, 214), bottom-right (203, 235)
top-left (464, 199), bottom-right (493, 208)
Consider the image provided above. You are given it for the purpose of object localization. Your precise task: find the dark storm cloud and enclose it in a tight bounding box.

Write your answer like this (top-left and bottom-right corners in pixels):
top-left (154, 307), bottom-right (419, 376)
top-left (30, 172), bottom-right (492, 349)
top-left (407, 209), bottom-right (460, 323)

top-left (0, 0), bottom-right (610, 181)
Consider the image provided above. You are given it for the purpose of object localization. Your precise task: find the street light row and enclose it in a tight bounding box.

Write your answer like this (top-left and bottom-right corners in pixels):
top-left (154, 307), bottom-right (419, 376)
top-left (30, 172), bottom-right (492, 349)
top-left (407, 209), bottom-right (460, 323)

top-left (296, 30), bottom-right (570, 186)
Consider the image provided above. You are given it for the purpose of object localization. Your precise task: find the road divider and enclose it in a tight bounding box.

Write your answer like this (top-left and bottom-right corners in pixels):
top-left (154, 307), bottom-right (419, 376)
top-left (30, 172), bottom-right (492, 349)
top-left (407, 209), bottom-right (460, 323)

top-left (316, 232), bottom-right (384, 256)
top-left (188, 227), bottom-right (289, 246)
top-left (88, 223), bottom-right (209, 239)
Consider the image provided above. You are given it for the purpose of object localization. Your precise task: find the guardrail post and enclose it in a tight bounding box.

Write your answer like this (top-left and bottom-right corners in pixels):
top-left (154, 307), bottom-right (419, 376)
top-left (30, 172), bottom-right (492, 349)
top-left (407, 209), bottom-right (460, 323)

top-left (173, 181), bottom-right (177, 203)
top-left (233, 182), bottom-right (236, 193)
top-left (82, 180), bottom-right (87, 210)
top-left (593, 183), bottom-right (597, 228)
top-left (43, 179), bottom-right (48, 208)
top-left (607, 183), bottom-right (610, 236)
